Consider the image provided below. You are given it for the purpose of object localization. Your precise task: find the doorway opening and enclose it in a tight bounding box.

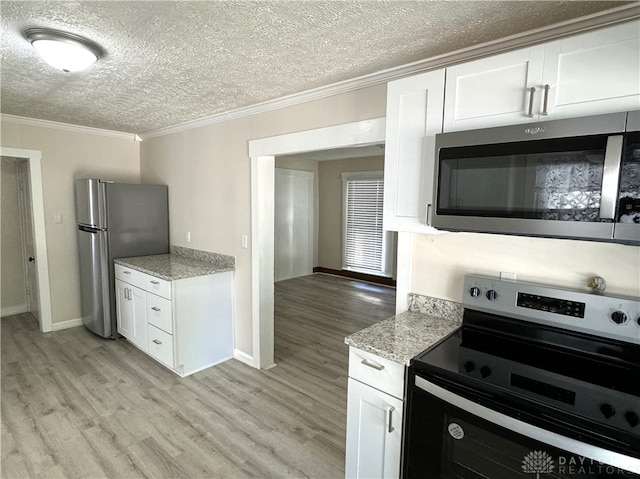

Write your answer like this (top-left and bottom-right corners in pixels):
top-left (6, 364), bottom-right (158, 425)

top-left (0, 147), bottom-right (53, 332)
top-left (249, 118), bottom-right (389, 369)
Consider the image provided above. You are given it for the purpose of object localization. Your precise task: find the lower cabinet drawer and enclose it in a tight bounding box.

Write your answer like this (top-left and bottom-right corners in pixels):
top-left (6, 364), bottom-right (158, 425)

top-left (147, 294), bottom-right (172, 334)
top-left (148, 324), bottom-right (174, 367)
top-left (348, 347), bottom-right (405, 399)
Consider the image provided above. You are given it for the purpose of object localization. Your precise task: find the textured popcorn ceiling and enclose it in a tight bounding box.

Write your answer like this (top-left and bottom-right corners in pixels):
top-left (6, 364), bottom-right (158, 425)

top-left (0, 1), bottom-right (632, 135)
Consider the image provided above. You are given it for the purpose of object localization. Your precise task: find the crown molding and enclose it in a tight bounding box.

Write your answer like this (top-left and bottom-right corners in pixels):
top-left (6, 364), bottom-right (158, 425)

top-left (0, 114), bottom-right (140, 141)
top-left (138, 4), bottom-right (639, 141)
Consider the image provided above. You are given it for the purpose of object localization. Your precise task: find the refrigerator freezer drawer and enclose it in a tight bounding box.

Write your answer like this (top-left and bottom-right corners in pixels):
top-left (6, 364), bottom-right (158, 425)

top-left (115, 264), bottom-right (172, 300)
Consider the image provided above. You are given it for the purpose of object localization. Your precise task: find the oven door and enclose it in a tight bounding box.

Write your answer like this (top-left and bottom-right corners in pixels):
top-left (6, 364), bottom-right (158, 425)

top-left (403, 376), bottom-right (640, 478)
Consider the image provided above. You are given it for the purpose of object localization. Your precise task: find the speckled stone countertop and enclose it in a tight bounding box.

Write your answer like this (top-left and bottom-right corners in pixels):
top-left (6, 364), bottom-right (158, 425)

top-left (345, 295), bottom-right (462, 365)
top-left (114, 246), bottom-right (235, 281)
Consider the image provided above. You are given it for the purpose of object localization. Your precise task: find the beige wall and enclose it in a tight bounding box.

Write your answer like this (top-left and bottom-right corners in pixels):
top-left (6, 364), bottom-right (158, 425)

top-left (1, 122), bottom-right (140, 325)
top-left (317, 156), bottom-right (385, 271)
top-left (140, 84), bottom-right (387, 356)
top-left (411, 232), bottom-right (640, 301)
top-left (1, 157), bottom-right (27, 314)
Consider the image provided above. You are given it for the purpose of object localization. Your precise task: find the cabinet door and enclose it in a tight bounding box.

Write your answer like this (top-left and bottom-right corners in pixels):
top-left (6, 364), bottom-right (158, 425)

top-left (383, 69), bottom-right (444, 232)
top-left (542, 21), bottom-right (640, 120)
top-left (130, 286), bottom-right (148, 351)
top-left (345, 378), bottom-right (403, 479)
top-left (115, 280), bottom-right (148, 352)
top-left (115, 279), bottom-right (133, 339)
top-left (443, 47), bottom-right (545, 132)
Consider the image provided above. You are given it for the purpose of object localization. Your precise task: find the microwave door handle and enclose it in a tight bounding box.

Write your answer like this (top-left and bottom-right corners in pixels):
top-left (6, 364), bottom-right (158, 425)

top-left (600, 135), bottom-right (624, 221)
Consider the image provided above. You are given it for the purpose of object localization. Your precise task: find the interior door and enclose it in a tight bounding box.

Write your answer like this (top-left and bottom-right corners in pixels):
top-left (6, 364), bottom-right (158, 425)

top-left (16, 160), bottom-right (39, 319)
top-left (274, 168), bottom-right (314, 282)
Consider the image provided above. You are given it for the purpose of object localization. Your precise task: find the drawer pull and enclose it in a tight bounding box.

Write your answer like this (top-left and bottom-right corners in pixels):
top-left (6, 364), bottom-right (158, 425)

top-left (152, 339), bottom-right (162, 345)
top-left (388, 406), bottom-right (395, 433)
top-left (151, 307), bottom-right (161, 312)
top-left (150, 280), bottom-right (160, 285)
top-left (123, 270), bottom-right (131, 274)
top-left (361, 359), bottom-right (385, 371)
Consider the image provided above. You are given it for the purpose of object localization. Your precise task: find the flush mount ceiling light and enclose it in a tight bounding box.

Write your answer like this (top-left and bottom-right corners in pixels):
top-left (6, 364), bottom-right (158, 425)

top-left (24, 28), bottom-right (102, 72)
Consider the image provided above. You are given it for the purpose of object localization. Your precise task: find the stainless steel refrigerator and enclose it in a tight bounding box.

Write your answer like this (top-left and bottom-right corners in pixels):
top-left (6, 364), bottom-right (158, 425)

top-left (75, 179), bottom-right (169, 338)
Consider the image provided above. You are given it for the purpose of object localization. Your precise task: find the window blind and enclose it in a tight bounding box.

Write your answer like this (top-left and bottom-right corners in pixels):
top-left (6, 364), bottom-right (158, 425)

top-left (343, 177), bottom-right (385, 274)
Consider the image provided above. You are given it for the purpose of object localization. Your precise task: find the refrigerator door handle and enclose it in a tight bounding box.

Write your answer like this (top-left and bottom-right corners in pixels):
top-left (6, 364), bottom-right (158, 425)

top-left (78, 225), bottom-right (101, 233)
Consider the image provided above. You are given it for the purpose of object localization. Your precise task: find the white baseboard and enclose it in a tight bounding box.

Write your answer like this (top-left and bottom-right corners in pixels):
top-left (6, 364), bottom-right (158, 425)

top-left (234, 349), bottom-right (259, 369)
top-left (51, 318), bottom-right (83, 331)
top-left (1, 305), bottom-right (28, 317)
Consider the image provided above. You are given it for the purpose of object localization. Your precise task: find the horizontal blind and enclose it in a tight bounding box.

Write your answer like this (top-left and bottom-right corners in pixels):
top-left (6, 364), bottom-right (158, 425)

top-left (344, 177), bottom-right (385, 274)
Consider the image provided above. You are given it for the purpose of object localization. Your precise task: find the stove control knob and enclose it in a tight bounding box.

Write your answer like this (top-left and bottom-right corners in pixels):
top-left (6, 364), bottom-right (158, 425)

top-left (469, 287), bottom-right (481, 298)
top-left (480, 366), bottom-right (492, 378)
top-left (611, 311), bottom-right (628, 325)
top-left (486, 290), bottom-right (498, 301)
top-left (463, 361), bottom-right (475, 373)
top-left (600, 404), bottom-right (616, 419)
top-left (625, 411), bottom-right (639, 428)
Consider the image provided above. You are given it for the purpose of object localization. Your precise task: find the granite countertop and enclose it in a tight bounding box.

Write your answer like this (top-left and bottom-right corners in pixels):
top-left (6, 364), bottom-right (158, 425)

top-left (114, 246), bottom-right (235, 281)
top-left (344, 301), bottom-right (462, 365)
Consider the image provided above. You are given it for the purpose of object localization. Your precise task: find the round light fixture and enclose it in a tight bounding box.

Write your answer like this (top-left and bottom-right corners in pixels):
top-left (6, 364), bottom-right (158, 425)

top-left (24, 28), bottom-right (102, 72)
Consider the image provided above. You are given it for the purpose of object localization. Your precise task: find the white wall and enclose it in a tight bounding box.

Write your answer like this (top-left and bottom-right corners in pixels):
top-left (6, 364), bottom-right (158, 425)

top-left (411, 232), bottom-right (640, 301)
top-left (1, 121), bottom-right (140, 325)
top-left (1, 157), bottom-right (27, 314)
top-left (140, 84), bottom-right (387, 358)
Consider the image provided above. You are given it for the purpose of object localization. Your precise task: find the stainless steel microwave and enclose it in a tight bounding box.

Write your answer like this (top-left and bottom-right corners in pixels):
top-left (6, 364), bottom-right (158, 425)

top-left (432, 111), bottom-right (640, 243)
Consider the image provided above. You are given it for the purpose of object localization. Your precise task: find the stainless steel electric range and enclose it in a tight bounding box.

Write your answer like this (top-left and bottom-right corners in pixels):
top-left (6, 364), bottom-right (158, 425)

top-left (403, 274), bottom-right (640, 478)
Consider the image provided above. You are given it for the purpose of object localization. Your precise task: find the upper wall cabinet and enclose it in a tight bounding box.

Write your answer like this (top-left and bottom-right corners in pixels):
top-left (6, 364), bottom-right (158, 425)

top-left (542, 21), bottom-right (640, 120)
top-left (443, 48), bottom-right (545, 132)
top-left (443, 21), bottom-right (640, 132)
top-left (383, 69), bottom-right (445, 232)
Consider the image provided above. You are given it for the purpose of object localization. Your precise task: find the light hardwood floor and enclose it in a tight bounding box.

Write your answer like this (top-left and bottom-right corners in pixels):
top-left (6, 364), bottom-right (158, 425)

top-left (1, 274), bottom-right (396, 479)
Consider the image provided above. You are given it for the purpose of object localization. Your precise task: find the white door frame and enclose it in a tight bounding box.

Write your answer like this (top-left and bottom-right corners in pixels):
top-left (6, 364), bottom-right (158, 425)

top-left (248, 118), bottom-right (386, 369)
top-left (1, 147), bottom-right (53, 332)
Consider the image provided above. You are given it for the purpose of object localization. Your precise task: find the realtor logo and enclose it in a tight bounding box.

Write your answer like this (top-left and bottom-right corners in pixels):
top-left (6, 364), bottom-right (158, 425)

top-left (522, 450), bottom-right (555, 478)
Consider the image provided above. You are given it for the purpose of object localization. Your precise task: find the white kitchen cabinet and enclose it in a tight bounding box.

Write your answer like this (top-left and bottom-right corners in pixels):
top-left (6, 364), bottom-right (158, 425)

top-left (443, 21), bottom-right (640, 132)
top-left (115, 279), bottom-right (148, 351)
top-left (114, 263), bottom-right (233, 377)
top-left (541, 21), bottom-right (640, 120)
top-left (345, 347), bottom-right (405, 479)
top-left (443, 47), bottom-right (545, 131)
top-left (383, 69), bottom-right (445, 233)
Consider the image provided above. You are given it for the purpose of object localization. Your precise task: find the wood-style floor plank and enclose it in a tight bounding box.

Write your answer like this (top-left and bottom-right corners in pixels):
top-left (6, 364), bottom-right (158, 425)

top-left (1, 274), bottom-right (395, 478)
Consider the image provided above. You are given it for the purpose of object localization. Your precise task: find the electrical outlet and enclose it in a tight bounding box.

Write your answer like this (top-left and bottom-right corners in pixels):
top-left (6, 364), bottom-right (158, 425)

top-left (500, 271), bottom-right (517, 281)
top-left (241, 234), bottom-right (248, 249)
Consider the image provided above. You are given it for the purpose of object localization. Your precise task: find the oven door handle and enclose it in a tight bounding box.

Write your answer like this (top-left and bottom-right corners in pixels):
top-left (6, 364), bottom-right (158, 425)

top-left (415, 376), bottom-right (640, 474)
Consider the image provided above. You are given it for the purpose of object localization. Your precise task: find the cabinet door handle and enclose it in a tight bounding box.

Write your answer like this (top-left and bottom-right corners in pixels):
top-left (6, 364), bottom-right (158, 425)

top-left (151, 307), bottom-right (161, 312)
top-left (541, 84), bottom-right (550, 116)
top-left (150, 280), bottom-right (160, 285)
top-left (387, 406), bottom-right (396, 433)
top-left (425, 203), bottom-right (432, 226)
top-left (152, 339), bottom-right (162, 345)
top-left (526, 86), bottom-right (536, 117)
top-left (125, 288), bottom-right (130, 300)
top-left (361, 359), bottom-right (385, 371)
